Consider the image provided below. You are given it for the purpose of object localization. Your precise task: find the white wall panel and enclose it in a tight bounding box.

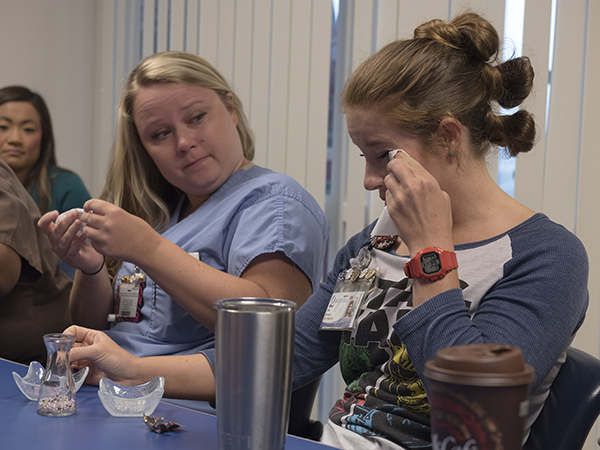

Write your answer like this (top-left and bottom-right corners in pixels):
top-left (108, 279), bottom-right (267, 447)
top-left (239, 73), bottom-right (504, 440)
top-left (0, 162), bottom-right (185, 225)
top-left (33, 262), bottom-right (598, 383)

top-left (395, 0), bottom-right (451, 34)
top-left (92, 0), bottom-right (118, 196)
top-left (514, 0), bottom-right (552, 212)
top-left (216, 0), bottom-right (236, 82)
top-left (375, 0), bottom-right (399, 48)
top-left (247, 0), bottom-right (273, 169)
top-left (231, 0), bottom-right (253, 113)
top-left (451, 0), bottom-right (504, 24)
top-left (198, 1), bottom-right (219, 65)
top-left (170, 0), bottom-right (187, 51)
top-left (141, 0), bottom-right (155, 58)
top-left (185, 0), bottom-right (200, 55)
top-left (155, 0), bottom-right (169, 52)
top-left (286, 1), bottom-right (313, 185)
top-left (266, 0), bottom-right (293, 175)
top-left (541, 0), bottom-right (587, 232)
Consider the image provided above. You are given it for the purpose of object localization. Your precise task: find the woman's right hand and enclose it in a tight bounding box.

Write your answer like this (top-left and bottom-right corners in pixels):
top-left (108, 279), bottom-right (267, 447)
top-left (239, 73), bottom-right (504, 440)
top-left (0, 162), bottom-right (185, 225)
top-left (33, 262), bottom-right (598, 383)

top-left (64, 325), bottom-right (140, 386)
top-left (384, 151), bottom-right (454, 257)
top-left (38, 209), bottom-right (104, 274)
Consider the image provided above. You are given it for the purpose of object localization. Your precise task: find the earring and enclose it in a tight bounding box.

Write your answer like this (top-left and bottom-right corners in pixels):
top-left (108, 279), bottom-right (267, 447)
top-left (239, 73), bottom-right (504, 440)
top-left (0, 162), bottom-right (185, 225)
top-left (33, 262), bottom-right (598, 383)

top-left (447, 151), bottom-right (454, 157)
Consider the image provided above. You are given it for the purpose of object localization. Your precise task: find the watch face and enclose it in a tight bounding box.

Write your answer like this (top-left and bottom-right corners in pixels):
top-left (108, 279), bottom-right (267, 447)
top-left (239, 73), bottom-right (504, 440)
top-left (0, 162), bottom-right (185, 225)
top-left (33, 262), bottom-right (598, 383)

top-left (420, 252), bottom-right (442, 274)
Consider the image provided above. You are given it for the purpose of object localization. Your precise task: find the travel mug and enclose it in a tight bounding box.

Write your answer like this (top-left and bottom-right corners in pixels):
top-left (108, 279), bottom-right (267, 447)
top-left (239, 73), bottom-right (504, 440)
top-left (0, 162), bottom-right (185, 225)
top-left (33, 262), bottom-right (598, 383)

top-left (424, 344), bottom-right (535, 450)
top-left (214, 298), bottom-right (296, 450)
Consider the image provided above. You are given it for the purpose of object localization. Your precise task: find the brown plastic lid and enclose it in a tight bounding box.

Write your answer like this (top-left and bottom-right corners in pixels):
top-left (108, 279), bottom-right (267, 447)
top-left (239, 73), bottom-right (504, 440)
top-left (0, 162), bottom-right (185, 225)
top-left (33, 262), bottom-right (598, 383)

top-left (424, 344), bottom-right (535, 387)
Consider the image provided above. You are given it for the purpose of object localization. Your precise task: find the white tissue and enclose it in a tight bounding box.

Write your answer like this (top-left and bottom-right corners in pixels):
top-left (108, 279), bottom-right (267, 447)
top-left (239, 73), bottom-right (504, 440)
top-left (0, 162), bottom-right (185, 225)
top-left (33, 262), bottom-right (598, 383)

top-left (55, 208), bottom-right (84, 225)
top-left (55, 208), bottom-right (90, 243)
top-left (388, 149), bottom-right (408, 160)
top-left (371, 206), bottom-right (398, 237)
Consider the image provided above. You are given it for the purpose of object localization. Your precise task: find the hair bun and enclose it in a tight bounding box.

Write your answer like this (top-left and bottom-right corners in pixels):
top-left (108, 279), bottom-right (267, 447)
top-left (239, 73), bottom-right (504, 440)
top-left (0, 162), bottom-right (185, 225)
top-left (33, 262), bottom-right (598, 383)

top-left (415, 13), bottom-right (499, 66)
top-left (496, 57), bottom-right (535, 109)
top-left (414, 19), bottom-right (462, 48)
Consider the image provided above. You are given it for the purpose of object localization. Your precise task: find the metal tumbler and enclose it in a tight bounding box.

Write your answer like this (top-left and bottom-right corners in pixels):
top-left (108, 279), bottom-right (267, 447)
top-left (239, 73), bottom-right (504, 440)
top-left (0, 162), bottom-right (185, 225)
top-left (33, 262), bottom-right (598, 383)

top-left (214, 298), bottom-right (296, 450)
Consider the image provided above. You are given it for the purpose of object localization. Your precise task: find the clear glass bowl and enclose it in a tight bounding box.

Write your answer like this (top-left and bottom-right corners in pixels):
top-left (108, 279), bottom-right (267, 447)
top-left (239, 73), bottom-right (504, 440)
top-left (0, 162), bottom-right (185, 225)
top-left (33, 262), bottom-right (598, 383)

top-left (13, 361), bottom-right (89, 401)
top-left (97, 376), bottom-right (164, 417)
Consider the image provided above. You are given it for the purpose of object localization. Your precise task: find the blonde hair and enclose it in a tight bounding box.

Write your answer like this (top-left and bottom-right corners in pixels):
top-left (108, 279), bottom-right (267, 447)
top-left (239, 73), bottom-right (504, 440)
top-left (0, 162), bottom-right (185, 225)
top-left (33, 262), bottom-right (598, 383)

top-left (342, 12), bottom-right (536, 158)
top-left (101, 51), bottom-right (255, 278)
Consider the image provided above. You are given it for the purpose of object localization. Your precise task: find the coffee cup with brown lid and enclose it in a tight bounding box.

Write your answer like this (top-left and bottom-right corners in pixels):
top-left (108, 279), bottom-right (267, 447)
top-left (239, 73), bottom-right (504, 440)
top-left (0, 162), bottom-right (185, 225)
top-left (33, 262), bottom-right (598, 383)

top-left (424, 343), bottom-right (535, 450)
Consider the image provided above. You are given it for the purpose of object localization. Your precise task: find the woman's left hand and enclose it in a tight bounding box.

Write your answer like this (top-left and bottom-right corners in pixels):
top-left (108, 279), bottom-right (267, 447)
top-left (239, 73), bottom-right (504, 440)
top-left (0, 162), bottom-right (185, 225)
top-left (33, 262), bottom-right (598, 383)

top-left (384, 152), bottom-right (453, 255)
top-left (38, 209), bottom-right (104, 273)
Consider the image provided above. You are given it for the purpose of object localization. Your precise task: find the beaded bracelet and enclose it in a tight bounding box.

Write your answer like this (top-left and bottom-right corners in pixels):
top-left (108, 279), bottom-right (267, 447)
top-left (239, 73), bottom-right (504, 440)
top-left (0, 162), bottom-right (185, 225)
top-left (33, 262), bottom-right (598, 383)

top-left (81, 258), bottom-right (105, 276)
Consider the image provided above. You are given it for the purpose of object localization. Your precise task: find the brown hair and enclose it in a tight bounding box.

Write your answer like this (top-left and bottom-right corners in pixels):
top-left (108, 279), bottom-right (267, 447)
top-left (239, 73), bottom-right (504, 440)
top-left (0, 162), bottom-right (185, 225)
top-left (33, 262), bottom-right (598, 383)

top-left (0, 85), bottom-right (57, 212)
top-left (341, 12), bottom-right (536, 158)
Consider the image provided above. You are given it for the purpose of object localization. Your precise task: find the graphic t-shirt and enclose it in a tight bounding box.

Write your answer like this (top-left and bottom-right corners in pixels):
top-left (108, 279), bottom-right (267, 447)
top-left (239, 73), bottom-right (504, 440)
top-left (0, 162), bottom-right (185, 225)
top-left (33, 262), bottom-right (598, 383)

top-left (330, 236), bottom-right (511, 447)
top-left (300, 213), bottom-right (589, 449)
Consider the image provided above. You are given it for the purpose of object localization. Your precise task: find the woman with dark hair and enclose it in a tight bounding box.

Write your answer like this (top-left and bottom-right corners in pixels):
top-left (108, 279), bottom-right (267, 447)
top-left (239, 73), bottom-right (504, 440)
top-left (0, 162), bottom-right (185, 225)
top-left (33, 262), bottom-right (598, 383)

top-left (0, 85), bottom-right (90, 214)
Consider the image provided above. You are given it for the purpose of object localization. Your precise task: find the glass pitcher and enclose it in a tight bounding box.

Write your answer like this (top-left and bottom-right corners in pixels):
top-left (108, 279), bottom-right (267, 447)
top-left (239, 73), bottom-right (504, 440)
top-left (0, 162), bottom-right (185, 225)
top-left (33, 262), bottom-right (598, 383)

top-left (37, 333), bottom-right (77, 416)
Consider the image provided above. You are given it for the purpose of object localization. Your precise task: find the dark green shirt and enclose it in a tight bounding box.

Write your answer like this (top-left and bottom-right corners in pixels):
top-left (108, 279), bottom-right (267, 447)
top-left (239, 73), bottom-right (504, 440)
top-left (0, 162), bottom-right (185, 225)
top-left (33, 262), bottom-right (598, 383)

top-left (29, 165), bottom-right (91, 214)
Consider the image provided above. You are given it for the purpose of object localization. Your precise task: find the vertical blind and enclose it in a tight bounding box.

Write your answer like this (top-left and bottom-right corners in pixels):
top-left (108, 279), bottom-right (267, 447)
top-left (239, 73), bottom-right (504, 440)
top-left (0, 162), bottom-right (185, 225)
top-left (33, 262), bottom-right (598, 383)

top-left (95, 0), bottom-right (332, 210)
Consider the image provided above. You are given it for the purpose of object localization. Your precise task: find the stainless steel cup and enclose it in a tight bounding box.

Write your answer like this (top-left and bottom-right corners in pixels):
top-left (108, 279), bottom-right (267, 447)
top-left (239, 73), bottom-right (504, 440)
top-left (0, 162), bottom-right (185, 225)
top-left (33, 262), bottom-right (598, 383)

top-left (214, 298), bottom-right (296, 450)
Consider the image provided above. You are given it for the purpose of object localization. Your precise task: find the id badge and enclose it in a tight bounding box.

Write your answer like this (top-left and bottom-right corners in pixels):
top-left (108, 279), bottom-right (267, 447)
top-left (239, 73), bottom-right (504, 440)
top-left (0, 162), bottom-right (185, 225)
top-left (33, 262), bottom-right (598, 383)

top-left (108, 270), bottom-right (146, 323)
top-left (320, 267), bottom-right (378, 331)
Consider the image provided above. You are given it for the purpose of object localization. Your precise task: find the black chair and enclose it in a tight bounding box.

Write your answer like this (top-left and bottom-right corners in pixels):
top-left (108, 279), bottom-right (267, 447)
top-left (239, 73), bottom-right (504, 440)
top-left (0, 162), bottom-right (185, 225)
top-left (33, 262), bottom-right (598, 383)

top-left (288, 376), bottom-right (324, 441)
top-left (523, 347), bottom-right (600, 450)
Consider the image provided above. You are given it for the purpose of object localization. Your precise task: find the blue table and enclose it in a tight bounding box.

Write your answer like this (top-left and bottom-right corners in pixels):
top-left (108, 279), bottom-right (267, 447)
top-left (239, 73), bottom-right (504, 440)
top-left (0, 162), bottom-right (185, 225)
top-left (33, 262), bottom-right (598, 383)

top-left (2, 358), bottom-right (338, 449)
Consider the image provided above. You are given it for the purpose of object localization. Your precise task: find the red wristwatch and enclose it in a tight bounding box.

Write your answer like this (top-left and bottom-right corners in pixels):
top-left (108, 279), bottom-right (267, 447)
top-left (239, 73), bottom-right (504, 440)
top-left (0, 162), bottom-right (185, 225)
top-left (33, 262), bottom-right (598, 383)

top-left (404, 247), bottom-right (458, 281)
